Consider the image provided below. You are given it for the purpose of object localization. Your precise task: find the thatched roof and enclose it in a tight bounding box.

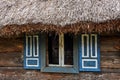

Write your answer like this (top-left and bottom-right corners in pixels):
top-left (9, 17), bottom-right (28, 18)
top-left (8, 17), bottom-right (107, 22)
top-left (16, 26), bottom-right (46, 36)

top-left (0, 0), bottom-right (120, 36)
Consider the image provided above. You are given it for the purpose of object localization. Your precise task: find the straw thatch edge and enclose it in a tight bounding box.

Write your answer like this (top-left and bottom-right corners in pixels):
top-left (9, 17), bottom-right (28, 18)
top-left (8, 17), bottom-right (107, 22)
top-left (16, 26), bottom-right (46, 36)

top-left (0, 19), bottom-right (120, 37)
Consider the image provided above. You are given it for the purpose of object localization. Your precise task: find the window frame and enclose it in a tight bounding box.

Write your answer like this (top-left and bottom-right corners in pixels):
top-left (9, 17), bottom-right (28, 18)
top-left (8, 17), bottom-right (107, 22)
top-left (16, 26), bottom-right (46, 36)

top-left (40, 33), bottom-right (79, 73)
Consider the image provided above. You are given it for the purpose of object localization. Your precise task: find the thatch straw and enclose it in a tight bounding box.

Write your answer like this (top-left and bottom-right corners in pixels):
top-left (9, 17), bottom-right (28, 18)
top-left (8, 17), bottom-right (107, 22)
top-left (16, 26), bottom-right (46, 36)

top-left (0, 19), bottom-right (120, 37)
top-left (0, 0), bottom-right (120, 36)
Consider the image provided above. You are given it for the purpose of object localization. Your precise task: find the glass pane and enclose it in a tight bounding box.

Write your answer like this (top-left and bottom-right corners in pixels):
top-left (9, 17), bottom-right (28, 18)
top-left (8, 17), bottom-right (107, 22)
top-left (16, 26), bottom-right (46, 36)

top-left (64, 34), bottom-right (73, 65)
top-left (48, 34), bottom-right (59, 64)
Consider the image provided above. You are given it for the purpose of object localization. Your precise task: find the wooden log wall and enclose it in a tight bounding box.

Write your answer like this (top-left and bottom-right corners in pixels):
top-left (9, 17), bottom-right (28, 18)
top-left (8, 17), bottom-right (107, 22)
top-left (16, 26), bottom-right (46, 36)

top-left (0, 35), bottom-right (119, 80)
top-left (101, 36), bottom-right (120, 70)
top-left (0, 36), bottom-right (119, 70)
top-left (0, 38), bottom-right (23, 67)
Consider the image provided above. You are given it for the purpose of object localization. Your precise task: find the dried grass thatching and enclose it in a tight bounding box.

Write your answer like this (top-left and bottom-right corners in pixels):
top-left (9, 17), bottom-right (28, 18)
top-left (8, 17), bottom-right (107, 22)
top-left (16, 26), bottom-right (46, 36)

top-left (0, 0), bottom-right (120, 36)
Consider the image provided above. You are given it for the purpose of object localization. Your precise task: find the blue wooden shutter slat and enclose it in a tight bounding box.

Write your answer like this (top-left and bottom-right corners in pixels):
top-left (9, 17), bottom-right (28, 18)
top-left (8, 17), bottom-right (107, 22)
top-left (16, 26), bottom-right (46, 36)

top-left (33, 36), bottom-right (39, 57)
top-left (24, 35), bottom-right (41, 69)
top-left (91, 35), bottom-right (95, 57)
top-left (27, 37), bottom-right (30, 56)
top-left (79, 34), bottom-right (100, 71)
top-left (84, 36), bottom-right (87, 57)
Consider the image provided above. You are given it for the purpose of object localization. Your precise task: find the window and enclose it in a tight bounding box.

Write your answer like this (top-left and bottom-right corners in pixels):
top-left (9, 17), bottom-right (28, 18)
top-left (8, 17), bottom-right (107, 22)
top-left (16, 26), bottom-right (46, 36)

top-left (24, 33), bottom-right (100, 73)
top-left (48, 34), bottom-right (73, 66)
top-left (41, 33), bottom-right (79, 73)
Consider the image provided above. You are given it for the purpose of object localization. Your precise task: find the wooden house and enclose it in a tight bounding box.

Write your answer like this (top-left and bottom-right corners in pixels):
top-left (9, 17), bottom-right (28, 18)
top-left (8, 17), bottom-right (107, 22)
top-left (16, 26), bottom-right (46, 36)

top-left (0, 0), bottom-right (120, 79)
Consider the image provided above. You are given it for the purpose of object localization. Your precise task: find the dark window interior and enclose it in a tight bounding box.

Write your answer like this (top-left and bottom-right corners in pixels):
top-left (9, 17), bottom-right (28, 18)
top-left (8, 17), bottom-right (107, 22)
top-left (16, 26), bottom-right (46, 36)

top-left (48, 34), bottom-right (59, 64)
top-left (64, 34), bottom-right (73, 65)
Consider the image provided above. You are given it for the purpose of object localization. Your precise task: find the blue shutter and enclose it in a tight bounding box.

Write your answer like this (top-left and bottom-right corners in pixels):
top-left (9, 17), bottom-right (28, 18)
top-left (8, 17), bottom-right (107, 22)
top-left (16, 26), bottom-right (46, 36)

top-left (24, 35), bottom-right (40, 69)
top-left (79, 34), bottom-right (100, 71)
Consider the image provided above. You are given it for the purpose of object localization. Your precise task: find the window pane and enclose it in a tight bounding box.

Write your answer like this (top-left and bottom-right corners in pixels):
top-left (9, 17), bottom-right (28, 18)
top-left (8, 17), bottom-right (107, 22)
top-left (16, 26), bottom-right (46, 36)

top-left (48, 34), bottom-right (59, 64)
top-left (64, 34), bottom-right (73, 65)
